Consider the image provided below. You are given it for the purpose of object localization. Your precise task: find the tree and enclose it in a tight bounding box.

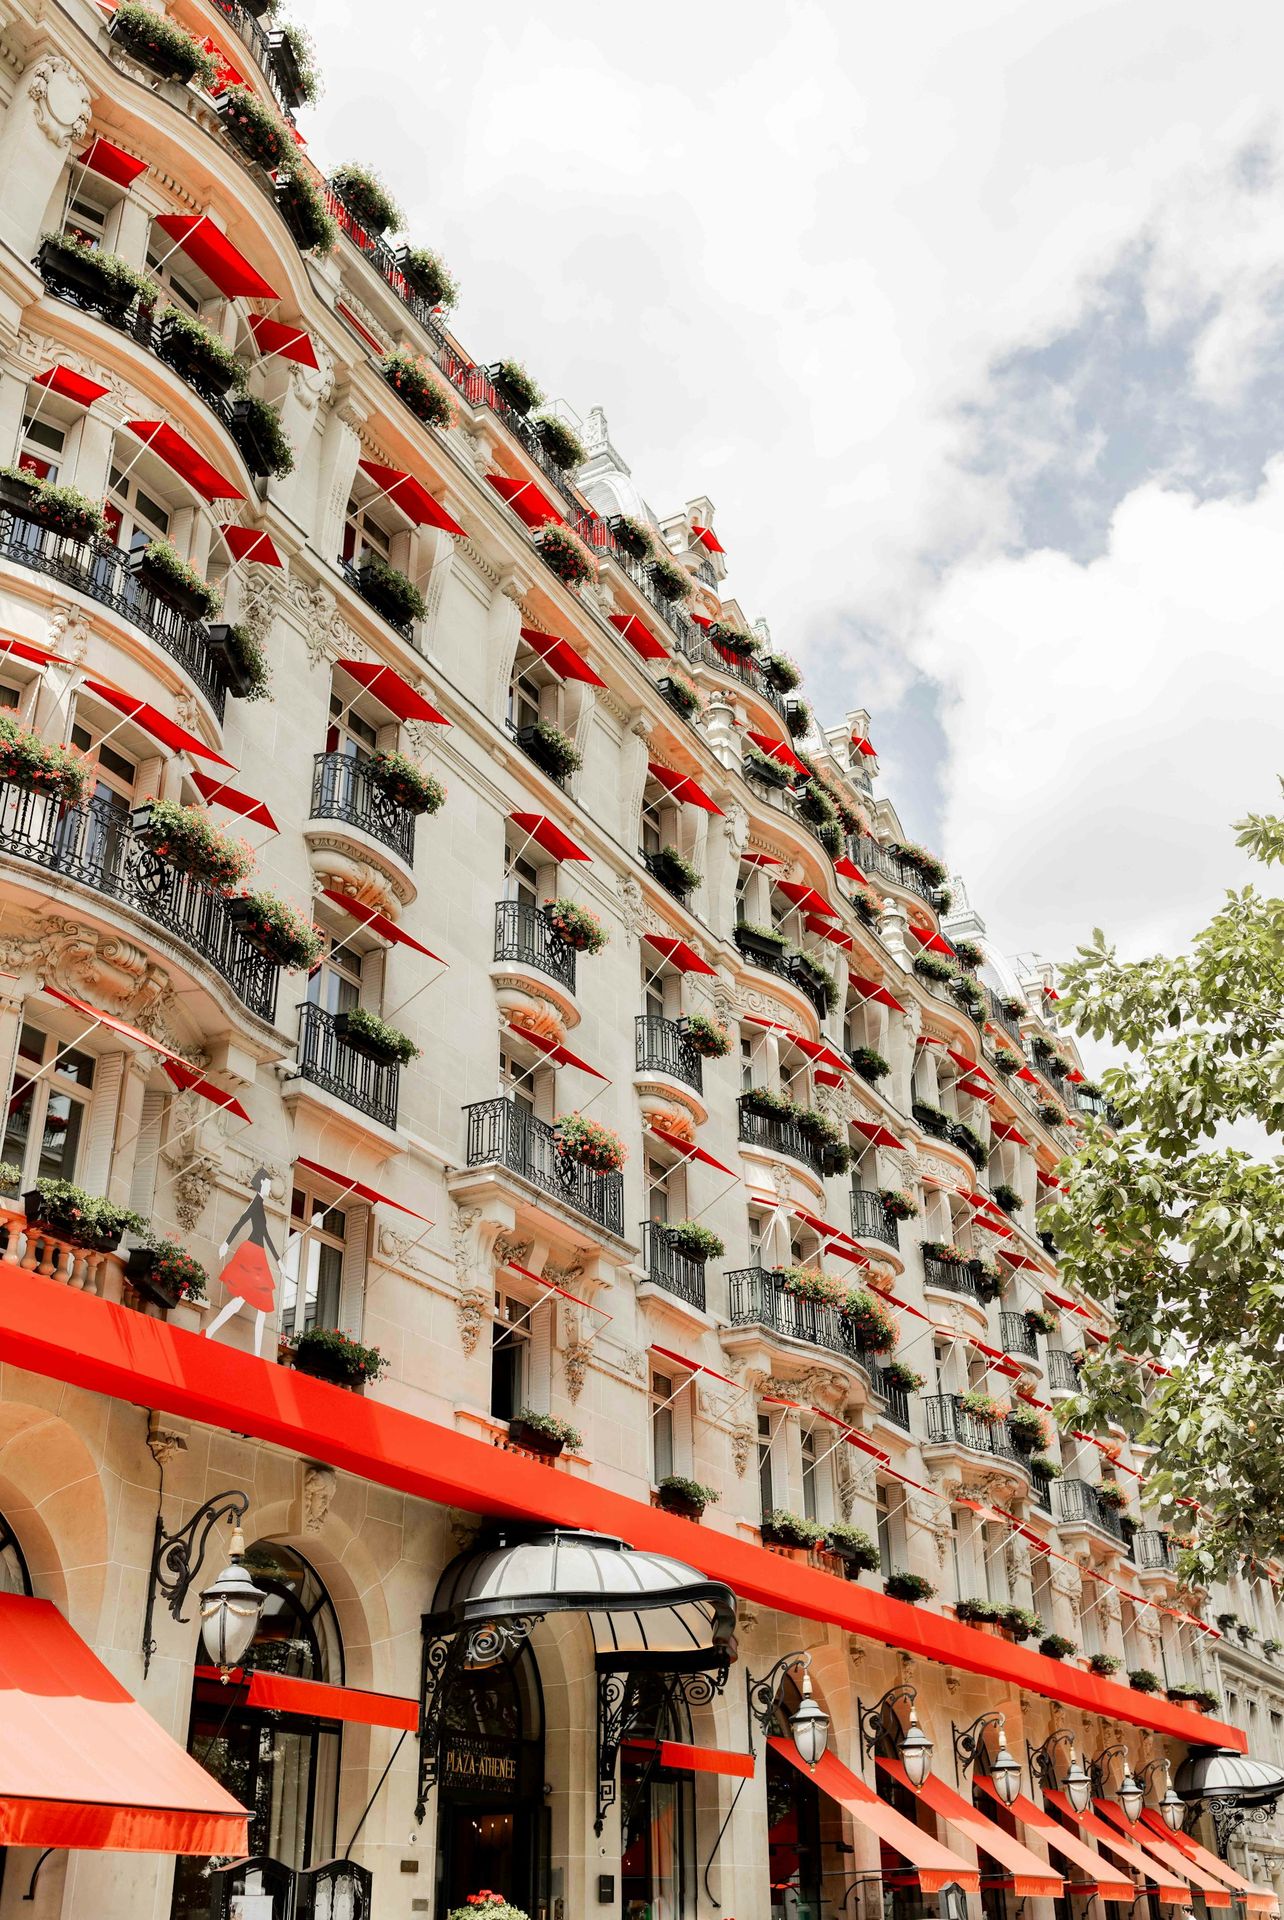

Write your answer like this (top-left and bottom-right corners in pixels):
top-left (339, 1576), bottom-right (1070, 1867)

top-left (1046, 785), bottom-right (1284, 1577)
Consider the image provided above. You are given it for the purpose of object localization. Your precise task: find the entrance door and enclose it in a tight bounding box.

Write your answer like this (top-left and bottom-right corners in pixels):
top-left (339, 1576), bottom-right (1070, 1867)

top-left (435, 1642), bottom-right (545, 1920)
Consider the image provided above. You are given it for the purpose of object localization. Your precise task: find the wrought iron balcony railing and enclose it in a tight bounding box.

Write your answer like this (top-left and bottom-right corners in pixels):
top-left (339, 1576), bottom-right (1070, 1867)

top-left (849, 833), bottom-right (934, 901)
top-left (295, 1001), bottom-right (400, 1128)
top-left (726, 1267), bottom-right (871, 1367)
top-left (1132, 1529), bottom-right (1175, 1571)
top-left (640, 1222), bottom-right (707, 1311)
top-left (873, 1369), bottom-right (912, 1432)
top-left (921, 1393), bottom-right (1025, 1465)
top-left (310, 752), bottom-right (416, 865)
top-left (1030, 1465), bottom-right (1054, 1512)
top-left (921, 1252), bottom-right (989, 1301)
top-left (1000, 1310), bottom-right (1038, 1359)
top-left (639, 846), bottom-right (692, 905)
top-left (737, 1096), bottom-right (826, 1177)
top-left (338, 555), bottom-right (415, 642)
top-left (850, 1187), bottom-right (898, 1249)
top-left (1046, 1348), bottom-right (1082, 1393)
top-left (463, 1096), bottom-right (624, 1236)
top-left (984, 986), bottom-right (1023, 1043)
top-left (1055, 1476), bottom-right (1125, 1542)
top-left (635, 1015), bottom-right (703, 1095)
top-left (732, 928), bottom-right (829, 1021)
top-left (0, 786), bottom-right (278, 1019)
top-left (492, 900), bottom-right (577, 993)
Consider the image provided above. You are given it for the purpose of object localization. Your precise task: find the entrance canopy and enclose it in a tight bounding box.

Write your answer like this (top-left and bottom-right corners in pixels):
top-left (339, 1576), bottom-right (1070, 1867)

top-left (0, 1594), bottom-right (248, 1854)
top-left (427, 1526), bottom-right (737, 1672)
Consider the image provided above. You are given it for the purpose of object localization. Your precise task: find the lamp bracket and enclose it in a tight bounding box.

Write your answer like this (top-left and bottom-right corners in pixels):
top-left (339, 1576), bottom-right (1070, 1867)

top-left (746, 1650), bottom-right (814, 1752)
top-left (141, 1488), bottom-right (249, 1677)
top-left (1027, 1727), bottom-right (1077, 1794)
top-left (1090, 1743), bottom-right (1130, 1797)
top-left (857, 1683), bottom-right (917, 1768)
top-left (953, 1710), bottom-right (1004, 1785)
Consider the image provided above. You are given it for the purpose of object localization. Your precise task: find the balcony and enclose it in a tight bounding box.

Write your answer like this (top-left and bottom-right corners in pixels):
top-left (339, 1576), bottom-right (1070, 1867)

top-left (922, 1393), bottom-right (1025, 1465)
top-left (1133, 1529), bottom-right (1175, 1571)
top-left (493, 900), bottom-right (576, 993)
top-left (1000, 1311), bottom-right (1038, 1359)
top-left (850, 833), bottom-right (933, 901)
top-left (310, 752), bottom-right (416, 865)
top-left (1030, 1465), bottom-right (1054, 1513)
top-left (295, 1002), bottom-right (400, 1129)
top-left (921, 1252), bottom-right (989, 1302)
top-left (1055, 1477), bottom-right (1125, 1543)
top-left (207, 0), bottom-right (299, 117)
top-left (0, 509), bottom-right (226, 718)
top-left (338, 555), bottom-right (415, 642)
top-left (850, 1187), bottom-right (898, 1249)
top-left (463, 1096), bottom-right (624, 1236)
top-left (737, 1095), bottom-right (826, 1178)
top-left (513, 723), bottom-right (572, 790)
top-left (635, 1015), bottom-right (702, 1095)
top-left (732, 928), bottom-right (829, 1022)
top-left (873, 1369), bottom-right (912, 1432)
top-left (727, 1267), bottom-right (872, 1367)
top-left (640, 1221), bottom-right (707, 1312)
top-left (984, 987), bottom-right (1023, 1043)
top-left (1046, 1348), bottom-right (1081, 1393)
top-left (0, 786), bottom-right (278, 1020)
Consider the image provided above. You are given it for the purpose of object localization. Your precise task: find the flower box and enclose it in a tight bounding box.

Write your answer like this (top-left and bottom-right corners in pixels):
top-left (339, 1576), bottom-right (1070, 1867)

top-left (108, 4), bottom-right (215, 84)
top-left (273, 170), bottom-right (336, 254)
top-left (333, 1008), bottom-right (417, 1068)
top-left (661, 1221), bottom-right (724, 1263)
top-left (536, 525), bottom-right (596, 588)
top-left (508, 1415), bottom-right (570, 1458)
top-left (366, 750), bottom-right (444, 815)
top-left (394, 246), bottom-right (458, 310)
top-left (288, 1327), bottom-right (387, 1390)
top-left (885, 1571), bottom-right (935, 1603)
top-left (0, 470), bottom-right (39, 520)
top-left (544, 898), bottom-right (607, 953)
top-left (517, 723), bottom-right (581, 783)
top-left (741, 746), bottom-right (793, 790)
top-left (682, 1014), bottom-right (731, 1059)
top-left (0, 716), bottom-right (87, 805)
top-left (155, 307), bottom-right (244, 400)
top-left (379, 350), bottom-right (454, 429)
top-left (227, 396), bottom-right (294, 480)
top-left (24, 1184), bottom-right (138, 1253)
top-left (129, 800), bottom-right (252, 890)
top-left (0, 469), bottom-right (106, 543)
top-left (826, 1526), bottom-right (880, 1573)
top-left (532, 413), bottom-right (586, 471)
top-left (214, 87), bottom-right (291, 172)
top-left (227, 893), bottom-right (321, 970)
top-left (553, 1114), bottom-right (626, 1174)
top-left (127, 543), bottom-right (217, 621)
top-left (330, 163), bottom-right (404, 236)
top-left (488, 362), bottom-right (543, 417)
top-left (656, 676), bottom-right (699, 720)
top-left (125, 1244), bottom-right (203, 1310)
top-left (354, 555), bottom-right (426, 630)
top-left (266, 28), bottom-right (313, 109)
top-left (761, 1510), bottom-right (826, 1550)
top-left (206, 624), bottom-right (268, 701)
top-left (647, 846), bottom-right (700, 897)
top-left (609, 513), bottom-right (653, 562)
top-left (735, 923), bottom-right (788, 962)
top-left (656, 1476), bottom-right (717, 1520)
top-left (648, 553), bottom-right (692, 603)
top-left (36, 235), bottom-right (146, 321)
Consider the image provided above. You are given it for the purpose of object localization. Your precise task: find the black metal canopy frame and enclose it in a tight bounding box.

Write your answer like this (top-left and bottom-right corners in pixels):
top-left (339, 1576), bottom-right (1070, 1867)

top-left (415, 1527), bottom-right (737, 1826)
top-left (1174, 1747), bottom-right (1284, 1855)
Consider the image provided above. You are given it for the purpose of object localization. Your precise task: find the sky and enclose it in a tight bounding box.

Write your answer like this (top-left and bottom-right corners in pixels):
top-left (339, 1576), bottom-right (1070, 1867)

top-left (298, 0), bottom-right (1284, 972)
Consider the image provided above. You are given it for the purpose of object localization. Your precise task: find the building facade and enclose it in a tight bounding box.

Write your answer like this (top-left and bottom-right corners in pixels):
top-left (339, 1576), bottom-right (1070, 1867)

top-left (0, 4), bottom-right (1277, 1920)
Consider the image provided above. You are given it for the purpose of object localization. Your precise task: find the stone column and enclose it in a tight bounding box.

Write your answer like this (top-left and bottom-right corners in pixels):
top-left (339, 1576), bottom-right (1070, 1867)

top-left (0, 54), bottom-right (91, 258)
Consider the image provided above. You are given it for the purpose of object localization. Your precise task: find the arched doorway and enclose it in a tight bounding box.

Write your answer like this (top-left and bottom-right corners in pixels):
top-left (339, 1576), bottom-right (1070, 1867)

top-left (620, 1672), bottom-right (697, 1920)
top-left (170, 1542), bottom-right (344, 1920)
top-left (434, 1640), bottom-right (545, 1920)
top-left (0, 1507), bottom-right (32, 1595)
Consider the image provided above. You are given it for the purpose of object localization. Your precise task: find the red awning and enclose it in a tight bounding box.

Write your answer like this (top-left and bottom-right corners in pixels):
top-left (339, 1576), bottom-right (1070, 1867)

top-left (153, 213), bottom-right (278, 301)
top-left (611, 612), bottom-right (669, 661)
top-left (647, 1123), bottom-right (736, 1176)
top-left (775, 1742), bottom-right (979, 1893)
top-left (486, 472), bottom-right (563, 528)
top-left (1092, 1802), bottom-right (1227, 1905)
top-left (626, 1738), bottom-right (753, 1778)
top-left (0, 637), bottom-right (74, 671)
top-left (504, 1259), bottom-right (599, 1313)
top-left (160, 1059), bottom-right (250, 1121)
top-left (776, 879), bottom-right (839, 918)
top-left (652, 1344), bottom-right (740, 1389)
top-left (741, 851), bottom-right (781, 867)
top-left (647, 760), bottom-right (722, 814)
top-left (505, 1021), bottom-right (604, 1079)
top-left (978, 1782), bottom-right (1134, 1901)
top-left (247, 313), bottom-right (319, 369)
top-left (910, 925), bottom-right (955, 958)
top-left (1017, 1065), bottom-right (1040, 1084)
top-left (336, 657), bottom-right (449, 725)
top-left (745, 729), bottom-right (809, 777)
top-left (0, 1594), bottom-right (248, 1854)
top-left (197, 1666), bottom-right (416, 1731)
top-left (806, 915), bottom-right (854, 951)
top-left (852, 1117), bottom-right (906, 1150)
top-left (850, 972), bottom-right (905, 1013)
top-left (879, 1759), bottom-right (1061, 1898)
top-left (1045, 1290), bottom-right (1093, 1318)
top-left (33, 364), bottom-right (109, 407)
top-left (834, 854), bottom-right (869, 883)
top-left (356, 459), bottom-right (466, 537)
top-left (851, 734), bottom-right (878, 758)
top-left (690, 522), bottom-right (725, 553)
top-left (320, 889), bottom-right (443, 961)
top-left (642, 932), bottom-right (717, 976)
top-left (80, 680), bottom-right (233, 765)
top-left (0, 1271), bottom-right (1247, 1756)
top-left (1143, 1814), bottom-right (1277, 1911)
top-left (1000, 1249), bottom-right (1043, 1271)
top-left (123, 421), bottom-right (243, 502)
top-left (76, 135), bottom-right (147, 187)
top-left (1043, 1793), bottom-right (1190, 1903)
top-left (991, 1120), bottom-right (1029, 1146)
top-left (294, 1156), bottom-right (430, 1222)
top-left (947, 1048), bottom-right (991, 1081)
top-left (191, 770), bottom-right (278, 831)
top-left (219, 524), bottom-right (282, 566)
top-left (509, 812), bottom-right (591, 863)
top-left (43, 988), bottom-right (248, 1118)
top-left (520, 627), bottom-right (607, 688)
top-left (744, 1019), bottom-right (850, 1081)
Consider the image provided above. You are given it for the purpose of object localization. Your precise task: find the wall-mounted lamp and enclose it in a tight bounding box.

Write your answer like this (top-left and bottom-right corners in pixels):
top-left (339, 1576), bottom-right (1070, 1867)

top-left (1137, 1757), bottom-right (1186, 1833)
top-left (1090, 1745), bottom-right (1144, 1825)
top-left (953, 1711), bottom-right (1022, 1806)
top-left (1028, 1728), bottom-right (1094, 1815)
top-left (858, 1684), bottom-right (934, 1789)
top-left (142, 1489), bottom-right (263, 1678)
top-left (747, 1651), bottom-right (830, 1769)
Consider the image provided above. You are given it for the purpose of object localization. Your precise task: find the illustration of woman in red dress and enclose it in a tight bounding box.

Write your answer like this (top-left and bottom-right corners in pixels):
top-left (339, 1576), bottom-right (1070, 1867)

top-left (204, 1168), bottom-right (279, 1356)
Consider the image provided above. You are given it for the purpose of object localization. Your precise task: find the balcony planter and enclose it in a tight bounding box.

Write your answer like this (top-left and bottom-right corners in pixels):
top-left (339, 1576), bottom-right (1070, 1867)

top-left (125, 1240), bottom-right (208, 1310)
top-left (129, 800), bottom-right (253, 891)
top-left (367, 749), bottom-right (445, 816)
top-left (1088, 1652), bottom-right (1122, 1676)
top-left (1006, 1406), bottom-right (1049, 1454)
top-left (128, 540), bottom-right (220, 621)
top-left (826, 1525), bottom-right (880, 1574)
top-left (0, 470), bottom-right (39, 519)
top-left (841, 1287), bottom-right (898, 1353)
top-left (850, 1046), bottom-right (890, 1085)
top-left (1039, 1634), bottom-right (1077, 1660)
top-left (879, 1360), bottom-right (925, 1392)
top-left (992, 1183), bottom-right (1022, 1216)
top-left (0, 468), bottom-right (106, 543)
top-left (647, 846), bottom-right (700, 898)
top-left (507, 1411), bottom-right (581, 1458)
top-left (656, 1475), bottom-right (718, 1521)
top-left (887, 839), bottom-right (948, 890)
top-left (880, 1189), bottom-right (919, 1222)
top-left (379, 348), bottom-right (454, 429)
top-left (273, 163), bottom-right (337, 254)
top-left (661, 1222), bottom-right (724, 1263)
top-left (214, 87), bottom-right (291, 172)
top-left (206, 624), bottom-right (270, 701)
top-left (0, 715), bottom-right (88, 805)
top-left (333, 1008), bottom-right (418, 1067)
top-left (354, 555), bottom-right (427, 630)
top-left (228, 396), bottom-right (294, 479)
top-left (531, 413), bottom-right (587, 472)
top-left (741, 1087), bottom-right (798, 1123)
top-left (553, 1113), bottom-right (626, 1175)
top-left (108, 4), bottom-right (217, 85)
top-left (959, 1390), bottom-right (1002, 1423)
top-left (609, 512), bottom-right (653, 562)
top-left (518, 722), bottom-right (582, 783)
top-left (1029, 1455), bottom-right (1062, 1480)
top-left (36, 233), bottom-right (157, 321)
top-left (536, 524), bottom-right (597, 588)
top-left (949, 1118), bottom-right (988, 1170)
top-left (24, 1181), bottom-right (141, 1254)
top-left (789, 951), bottom-right (837, 1013)
top-left (488, 361), bottom-right (544, 417)
top-left (267, 25), bottom-right (321, 108)
top-left (648, 551), bottom-right (693, 603)
top-left (954, 1597), bottom-right (1002, 1625)
top-left (330, 162), bottom-right (404, 236)
top-left (657, 675), bottom-right (699, 720)
top-left (1128, 1669), bottom-right (1163, 1694)
top-left (952, 937), bottom-right (985, 972)
top-left (544, 898), bottom-right (607, 954)
top-left (286, 1327), bottom-right (389, 1390)
top-left (785, 697), bottom-right (812, 740)
top-left (708, 620), bottom-right (758, 657)
top-left (393, 245), bottom-right (459, 311)
top-left (155, 306), bottom-right (245, 400)
top-left (735, 922), bottom-right (788, 963)
top-left (742, 744), bottom-right (794, 789)
top-left (682, 1014), bottom-right (731, 1059)
top-left (227, 891), bottom-right (322, 969)
top-left (885, 1571), bottom-right (936, 1603)
top-left (761, 1510), bottom-right (826, 1551)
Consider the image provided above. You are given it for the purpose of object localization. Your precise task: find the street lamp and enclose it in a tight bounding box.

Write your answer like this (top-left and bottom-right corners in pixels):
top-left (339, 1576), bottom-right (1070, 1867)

top-left (747, 1651), bottom-right (831, 1769)
top-left (858, 1684), bottom-right (934, 1788)
top-left (1092, 1744), bottom-right (1143, 1824)
top-left (954, 1711), bottom-right (1022, 1806)
top-left (1139, 1757), bottom-right (1186, 1833)
top-left (142, 1488), bottom-right (264, 1677)
top-left (1028, 1728), bottom-right (1094, 1815)
top-left (199, 1528), bottom-right (266, 1678)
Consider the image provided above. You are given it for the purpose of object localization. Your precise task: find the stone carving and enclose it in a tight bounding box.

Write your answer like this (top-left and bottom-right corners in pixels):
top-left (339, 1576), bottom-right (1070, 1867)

top-left (162, 1148), bottom-right (221, 1232)
top-left (377, 1223), bottom-right (430, 1273)
top-left (494, 1235), bottom-right (534, 1271)
top-left (28, 54), bottom-right (92, 148)
top-left (451, 1204), bottom-right (508, 1355)
top-left (562, 1313), bottom-right (592, 1402)
top-left (457, 1288), bottom-right (488, 1355)
top-left (289, 336), bottom-right (335, 409)
top-left (615, 872), bottom-right (647, 945)
top-left (46, 602), bottom-right (91, 664)
top-left (301, 1462), bottom-right (336, 1534)
top-left (146, 1427), bottom-right (187, 1468)
top-left (769, 1161), bottom-right (795, 1203)
top-left (729, 1423), bottom-right (754, 1476)
top-left (1051, 1558), bottom-right (1083, 1600)
top-left (288, 576), bottom-right (361, 668)
top-left (721, 799), bottom-right (749, 855)
top-left (1005, 1534), bottom-right (1032, 1583)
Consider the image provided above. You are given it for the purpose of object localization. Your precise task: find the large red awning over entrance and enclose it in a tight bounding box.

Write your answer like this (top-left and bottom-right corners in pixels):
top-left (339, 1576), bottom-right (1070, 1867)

top-left (777, 1742), bottom-right (979, 1893)
top-left (0, 1594), bottom-right (248, 1853)
top-left (0, 1271), bottom-right (1243, 1754)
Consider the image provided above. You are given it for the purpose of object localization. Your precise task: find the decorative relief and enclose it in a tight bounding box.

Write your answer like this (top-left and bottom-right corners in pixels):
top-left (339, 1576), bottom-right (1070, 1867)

top-left (161, 1148), bottom-right (221, 1233)
top-left (615, 873), bottom-right (647, 946)
top-left (562, 1313), bottom-right (592, 1402)
top-left (721, 800), bottom-right (750, 855)
top-left (494, 1236), bottom-right (533, 1271)
top-left (287, 576), bottom-right (360, 668)
top-left (378, 1223), bottom-right (431, 1274)
top-left (451, 1204), bottom-right (508, 1355)
top-left (46, 602), bottom-right (91, 664)
top-left (27, 54), bottom-right (91, 148)
top-left (0, 914), bottom-right (180, 1041)
top-left (729, 1423), bottom-right (754, 1477)
top-left (305, 846), bottom-right (404, 914)
top-left (769, 1162), bottom-right (795, 1203)
top-left (300, 1462), bottom-right (336, 1535)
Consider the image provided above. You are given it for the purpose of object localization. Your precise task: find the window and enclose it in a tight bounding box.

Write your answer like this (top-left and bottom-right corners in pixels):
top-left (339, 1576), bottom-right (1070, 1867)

top-left (491, 1291), bottom-right (530, 1422)
top-left (643, 969), bottom-right (666, 1023)
top-left (342, 493), bottom-right (392, 565)
top-left (646, 1157), bottom-right (669, 1224)
top-left (0, 682), bottom-right (19, 714)
top-left (983, 1522), bottom-right (1009, 1603)
top-left (1271, 1711), bottom-right (1282, 1762)
top-left (1030, 1547), bottom-right (1053, 1625)
top-left (326, 689), bottom-right (379, 761)
top-left (651, 1370), bottom-right (675, 1483)
top-left (305, 933), bottom-right (362, 1016)
top-left (640, 795), bottom-right (664, 858)
top-left (801, 1425), bottom-right (819, 1521)
top-left (503, 851), bottom-right (539, 912)
top-left (64, 192), bottom-right (108, 248)
top-left (104, 461), bottom-right (170, 555)
top-left (68, 718), bottom-right (137, 821)
top-left (146, 232), bottom-right (203, 314)
top-left (1, 1021), bottom-right (95, 1191)
top-left (748, 1209), bottom-right (772, 1268)
top-left (279, 1187), bottom-right (346, 1338)
top-left (758, 1411), bottom-right (776, 1517)
top-left (17, 413), bottom-right (65, 483)
top-left (876, 1481), bottom-right (898, 1576)
top-left (507, 667), bottom-right (543, 735)
top-left (498, 1044), bottom-right (537, 1116)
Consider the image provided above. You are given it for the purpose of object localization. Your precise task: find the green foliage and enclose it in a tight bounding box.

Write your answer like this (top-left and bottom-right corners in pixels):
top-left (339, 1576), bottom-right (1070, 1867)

top-left (273, 20), bottom-right (322, 101)
top-left (914, 951), bottom-right (958, 983)
top-left (826, 1524), bottom-right (880, 1570)
top-left (887, 839), bottom-right (947, 887)
top-left (532, 412), bottom-right (587, 470)
top-left (494, 360), bottom-right (545, 414)
top-left (135, 538), bottom-right (221, 618)
top-left (288, 1326), bottom-right (388, 1385)
top-left (27, 1180), bottom-right (143, 1246)
top-left (537, 523), bottom-right (596, 586)
top-left (338, 1006), bottom-right (419, 1065)
top-left (367, 750), bottom-right (445, 814)
top-left (132, 1233), bottom-right (207, 1300)
top-left (274, 156), bottom-right (336, 253)
top-left (544, 898), bottom-right (607, 953)
top-left (0, 715), bottom-right (87, 805)
top-left (332, 161), bottom-right (403, 234)
top-left (650, 845), bottom-right (701, 893)
top-left (356, 552), bottom-right (427, 626)
top-left (609, 511), bottom-right (652, 560)
top-left (879, 1359), bottom-right (925, 1391)
top-left (880, 1188), bottom-right (919, 1221)
top-left (663, 1221), bottom-right (725, 1260)
top-left (885, 1570), bottom-right (936, 1602)
top-left (1128, 1668), bottom-right (1163, 1692)
top-left (1000, 1604), bottom-right (1043, 1640)
top-left (138, 799), bottom-right (253, 890)
top-left (233, 890), bottom-right (322, 969)
top-left (217, 85), bottom-right (291, 169)
top-left (553, 1113), bottom-right (626, 1173)
top-left (992, 1182), bottom-right (1022, 1214)
top-left (762, 1509), bottom-right (826, 1548)
top-left (110, 3), bottom-right (217, 84)
top-left (657, 1474), bottom-right (719, 1508)
top-left (648, 550), bottom-right (693, 602)
top-left (1088, 1652), bottom-right (1121, 1675)
top-left (683, 1013), bottom-right (731, 1058)
top-left (231, 395), bottom-right (294, 478)
top-left (1030, 1454), bottom-right (1063, 1478)
top-left (42, 231), bottom-right (158, 309)
top-left (760, 652), bottom-right (801, 692)
top-left (1039, 1633), bottom-right (1077, 1659)
top-left (0, 467), bottom-right (107, 541)
top-left (841, 1287), bottom-right (899, 1352)
top-left (512, 1408), bottom-right (582, 1448)
top-left (851, 1045), bottom-right (890, 1083)
top-left (954, 1596), bottom-right (1002, 1623)
top-left (379, 349), bottom-right (454, 428)
top-left (398, 245), bottom-right (459, 311)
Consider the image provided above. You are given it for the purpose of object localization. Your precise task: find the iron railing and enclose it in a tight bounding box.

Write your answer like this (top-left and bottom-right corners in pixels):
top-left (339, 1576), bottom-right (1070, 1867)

top-left (640, 846), bottom-right (692, 904)
top-left (984, 986), bottom-right (1023, 1042)
top-left (635, 1015), bottom-right (703, 1095)
top-left (921, 1252), bottom-right (989, 1301)
top-left (732, 929), bottom-right (830, 1021)
top-left (1000, 1310), bottom-right (1038, 1359)
top-left (0, 786), bottom-right (278, 1019)
top-left (922, 1393), bottom-right (1023, 1463)
top-left (1030, 1465), bottom-right (1055, 1512)
top-left (1046, 1349), bottom-right (1082, 1392)
top-left (295, 1001), bottom-right (400, 1129)
top-left (726, 1266), bottom-right (871, 1366)
top-left (850, 1187), bottom-right (898, 1249)
top-left (338, 555), bottom-right (415, 642)
top-left (850, 833), bottom-right (934, 901)
top-left (493, 900), bottom-right (577, 992)
top-left (1133, 1529), bottom-right (1174, 1571)
top-left (737, 1096), bottom-right (826, 1177)
top-left (640, 1221), bottom-right (707, 1311)
top-left (873, 1369), bottom-right (912, 1432)
top-left (206, 0), bottom-right (299, 117)
top-left (463, 1096), bottom-right (624, 1236)
top-left (0, 509), bottom-right (226, 718)
top-left (310, 752), bottom-right (416, 865)
top-left (1055, 1477), bottom-right (1125, 1542)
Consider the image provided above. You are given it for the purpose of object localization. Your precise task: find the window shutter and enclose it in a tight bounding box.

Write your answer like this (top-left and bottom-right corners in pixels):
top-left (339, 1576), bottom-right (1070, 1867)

top-left (128, 1088), bottom-right (166, 1218)
top-left (527, 1294), bottom-right (553, 1414)
top-left (78, 1050), bottom-right (125, 1196)
top-left (338, 1202), bottom-right (370, 1337)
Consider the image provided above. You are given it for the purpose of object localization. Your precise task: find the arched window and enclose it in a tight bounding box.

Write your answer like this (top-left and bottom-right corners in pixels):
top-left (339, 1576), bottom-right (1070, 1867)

top-left (170, 1544), bottom-right (343, 1920)
top-left (621, 1673), bottom-right (696, 1920)
top-left (0, 1509), bottom-right (32, 1596)
top-left (436, 1640), bottom-right (545, 1920)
